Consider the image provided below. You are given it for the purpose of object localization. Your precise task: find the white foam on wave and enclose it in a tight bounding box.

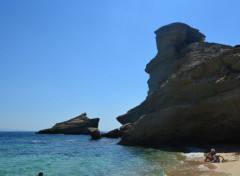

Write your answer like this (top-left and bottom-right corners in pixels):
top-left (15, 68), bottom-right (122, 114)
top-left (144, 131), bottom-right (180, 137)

top-left (66, 140), bottom-right (76, 142)
top-left (182, 152), bottom-right (204, 161)
top-left (32, 140), bottom-right (41, 143)
top-left (182, 146), bottom-right (206, 161)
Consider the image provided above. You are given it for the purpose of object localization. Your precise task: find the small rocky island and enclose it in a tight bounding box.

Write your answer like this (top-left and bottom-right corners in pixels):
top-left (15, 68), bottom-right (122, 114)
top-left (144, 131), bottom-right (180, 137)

top-left (117, 22), bottom-right (240, 146)
top-left (36, 113), bottom-right (99, 135)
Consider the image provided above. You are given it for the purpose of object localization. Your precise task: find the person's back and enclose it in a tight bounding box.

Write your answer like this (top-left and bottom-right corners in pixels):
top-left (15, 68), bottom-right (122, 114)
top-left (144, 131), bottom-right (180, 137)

top-left (213, 154), bottom-right (224, 163)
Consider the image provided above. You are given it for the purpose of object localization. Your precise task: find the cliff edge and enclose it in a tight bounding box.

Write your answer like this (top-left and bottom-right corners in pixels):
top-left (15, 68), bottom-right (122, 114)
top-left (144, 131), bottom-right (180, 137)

top-left (117, 22), bottom-right (240, 146)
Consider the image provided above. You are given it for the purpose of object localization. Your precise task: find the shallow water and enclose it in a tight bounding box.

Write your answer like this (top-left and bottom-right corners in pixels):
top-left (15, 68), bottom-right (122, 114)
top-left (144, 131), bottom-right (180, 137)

top-left (0, 132), bottom-right (226, 176)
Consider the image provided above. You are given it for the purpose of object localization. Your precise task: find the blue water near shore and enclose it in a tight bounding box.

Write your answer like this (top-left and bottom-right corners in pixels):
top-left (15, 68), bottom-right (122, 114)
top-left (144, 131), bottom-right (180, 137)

top-left (0, 132), bottom-right (184, 176)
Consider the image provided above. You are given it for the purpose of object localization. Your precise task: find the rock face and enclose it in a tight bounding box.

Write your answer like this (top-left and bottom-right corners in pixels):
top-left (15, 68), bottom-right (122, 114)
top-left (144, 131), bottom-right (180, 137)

top-left (119, 123), bottom-right (131, 133)
top-left (118, 22), bottom-right (240, 146)
top-left (36, 113), bottom-right (100, 135)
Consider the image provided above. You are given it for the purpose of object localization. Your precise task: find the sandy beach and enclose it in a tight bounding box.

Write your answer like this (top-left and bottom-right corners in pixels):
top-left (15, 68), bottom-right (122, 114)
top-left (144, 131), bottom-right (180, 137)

top-left (177, 146), bottom-right (240, 176)
top-left (213, 152), bottom-right (240, 176)
top-left (201, 145), bottom-right (240, 176)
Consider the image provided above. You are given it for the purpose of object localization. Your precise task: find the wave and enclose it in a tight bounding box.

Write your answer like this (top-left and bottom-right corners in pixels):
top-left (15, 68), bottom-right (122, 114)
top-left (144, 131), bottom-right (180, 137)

top-left (182, 146), bottom-right (206, 161)
top-left (32, 140), bottom-right (41, 143)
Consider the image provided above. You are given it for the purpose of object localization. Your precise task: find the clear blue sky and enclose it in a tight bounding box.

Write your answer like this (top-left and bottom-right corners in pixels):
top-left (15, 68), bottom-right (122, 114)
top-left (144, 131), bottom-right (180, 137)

top-left (0, 0), bottom-right (239, 131)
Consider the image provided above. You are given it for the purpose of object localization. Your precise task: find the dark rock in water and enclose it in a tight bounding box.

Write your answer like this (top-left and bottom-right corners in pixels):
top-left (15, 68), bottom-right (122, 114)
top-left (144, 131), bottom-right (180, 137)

top-left (36, 113), bottom-right (99, 135)
top-left (102, 123), bottom-right (131, 138)
top-left (102, 128), bottom-right (121, 138)
top-left (89, 128), bottom-right (101, 140)
top-left (118, 22), bottom-right (240, 146)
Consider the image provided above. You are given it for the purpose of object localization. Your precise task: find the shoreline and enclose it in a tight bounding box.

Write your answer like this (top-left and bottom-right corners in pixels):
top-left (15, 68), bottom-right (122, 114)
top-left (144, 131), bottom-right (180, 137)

top-left (183, 145), bottom-right (240, 176)
top-left (213, 152), bottom-right (240, 176)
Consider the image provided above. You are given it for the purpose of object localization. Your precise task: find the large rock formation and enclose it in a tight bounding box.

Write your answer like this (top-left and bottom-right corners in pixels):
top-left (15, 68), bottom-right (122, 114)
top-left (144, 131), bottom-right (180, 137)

top-left (36, 113), bottom-right (100, 135)
top-left (118, 22), bottom-right (240, 146)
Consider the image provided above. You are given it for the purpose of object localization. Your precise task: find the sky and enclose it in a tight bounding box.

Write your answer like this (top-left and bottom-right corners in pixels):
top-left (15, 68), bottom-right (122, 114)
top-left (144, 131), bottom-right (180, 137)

top-left (0, 0), bottom-right (239, 131)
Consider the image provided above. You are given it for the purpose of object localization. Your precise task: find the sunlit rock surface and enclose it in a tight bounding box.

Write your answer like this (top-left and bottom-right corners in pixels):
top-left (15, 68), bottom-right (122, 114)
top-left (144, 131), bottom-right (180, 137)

top-left (37, 113), bottom-right (99, 135)
top-left (117, 22), bottom-right (240, 146)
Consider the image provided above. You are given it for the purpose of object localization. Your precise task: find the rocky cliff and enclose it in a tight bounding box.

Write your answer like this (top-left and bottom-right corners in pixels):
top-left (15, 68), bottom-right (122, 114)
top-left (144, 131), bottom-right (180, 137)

top-left (117, 22), bottom-right (240, 146)
top-left (36, 113), bottom-right (99, 135)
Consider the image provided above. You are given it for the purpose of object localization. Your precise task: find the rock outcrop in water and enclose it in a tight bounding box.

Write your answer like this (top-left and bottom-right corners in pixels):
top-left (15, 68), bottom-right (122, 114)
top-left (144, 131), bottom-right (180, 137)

top-left (118, 22), bottom-right (240, 146)
top-left (89, 128), bottom-right (101, 139)
top-left (36, 113), bottom-right (100, 135)
top-left (102, 123), bottom-right (132, 138)
top-left (102, 128), bottom-right (121, 138)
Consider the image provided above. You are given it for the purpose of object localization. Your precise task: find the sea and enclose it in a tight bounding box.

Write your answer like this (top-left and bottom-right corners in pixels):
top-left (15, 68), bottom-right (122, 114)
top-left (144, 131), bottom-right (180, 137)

top-left (0, 132), bottom-right (225, 176)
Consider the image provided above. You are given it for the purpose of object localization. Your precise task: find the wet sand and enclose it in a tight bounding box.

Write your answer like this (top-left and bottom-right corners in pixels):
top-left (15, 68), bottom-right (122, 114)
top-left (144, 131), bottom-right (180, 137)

top-left (199, 145), bottom-right (240, 176)
top-left (165, 160), bottom-right (228, 176)
top-left (165, 152), bottom-right (228, 176)
top-left (166, 145), bottom-right (240, 176)
top-left (213, 152), bottom-right (240, 176)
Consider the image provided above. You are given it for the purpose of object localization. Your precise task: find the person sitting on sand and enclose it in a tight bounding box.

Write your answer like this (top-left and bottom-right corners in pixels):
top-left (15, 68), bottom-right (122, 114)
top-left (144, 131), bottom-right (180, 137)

top-left (211, 154), bottom-right (224, 163)
top-left (204, 148), bottom-right (216, 162)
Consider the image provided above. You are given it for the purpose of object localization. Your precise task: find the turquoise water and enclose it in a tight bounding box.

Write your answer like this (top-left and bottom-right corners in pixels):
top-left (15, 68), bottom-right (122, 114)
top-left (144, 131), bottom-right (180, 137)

top-left (0, 132), bottom-right (184, 176)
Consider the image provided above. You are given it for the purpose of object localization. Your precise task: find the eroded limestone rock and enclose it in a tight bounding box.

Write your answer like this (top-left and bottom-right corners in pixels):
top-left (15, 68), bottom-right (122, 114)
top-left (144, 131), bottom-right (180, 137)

top-left (118, 23), bottom-right (240, 146)
top-left (36, 113), bottom-right (100, 135)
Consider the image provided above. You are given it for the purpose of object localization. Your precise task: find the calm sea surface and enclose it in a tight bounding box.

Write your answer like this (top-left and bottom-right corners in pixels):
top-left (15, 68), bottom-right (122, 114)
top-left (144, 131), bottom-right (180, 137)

top-left (0, 132), bottom-right (214, 176)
